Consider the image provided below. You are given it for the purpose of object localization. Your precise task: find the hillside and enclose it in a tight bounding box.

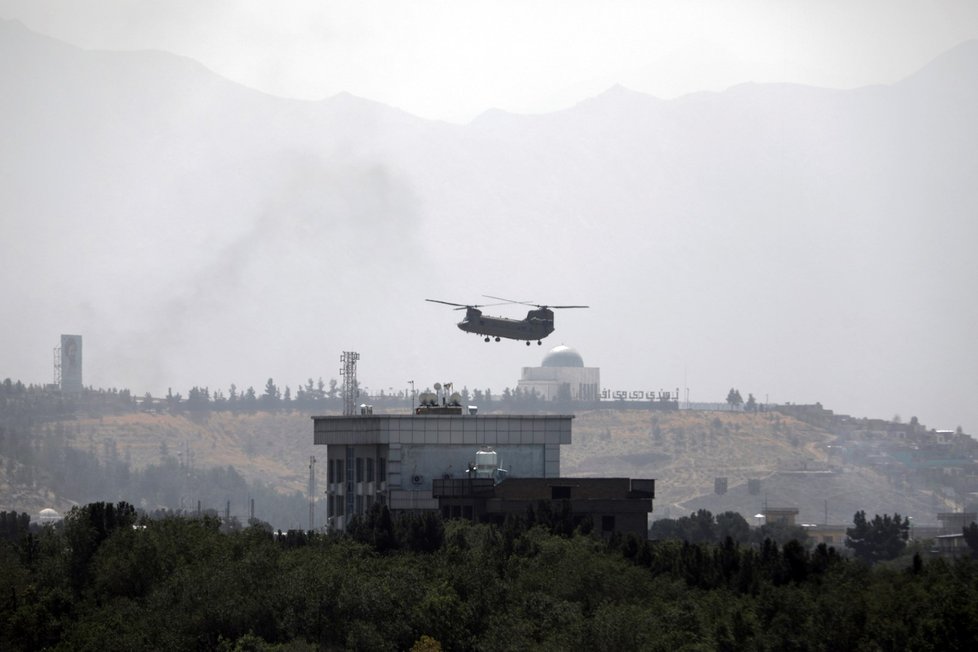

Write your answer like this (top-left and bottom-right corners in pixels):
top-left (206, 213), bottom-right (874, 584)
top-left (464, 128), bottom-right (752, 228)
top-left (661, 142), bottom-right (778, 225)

top-left (4, 405), bottom-right (952, 528)
top-left (566, 409), bottom-right (832, 505)
top-left (565, 409), bottom-right (949, 526)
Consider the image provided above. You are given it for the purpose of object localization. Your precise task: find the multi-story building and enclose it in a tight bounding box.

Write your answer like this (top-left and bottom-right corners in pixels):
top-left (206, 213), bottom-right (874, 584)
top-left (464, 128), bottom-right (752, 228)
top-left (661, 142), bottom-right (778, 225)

top-left (313, 405), bottom-right (573, 531)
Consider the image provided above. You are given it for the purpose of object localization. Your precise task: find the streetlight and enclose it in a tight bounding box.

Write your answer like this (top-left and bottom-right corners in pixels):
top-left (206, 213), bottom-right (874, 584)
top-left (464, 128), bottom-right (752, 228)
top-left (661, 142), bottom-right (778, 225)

top-left (408, 380), bottom-right (415, 410)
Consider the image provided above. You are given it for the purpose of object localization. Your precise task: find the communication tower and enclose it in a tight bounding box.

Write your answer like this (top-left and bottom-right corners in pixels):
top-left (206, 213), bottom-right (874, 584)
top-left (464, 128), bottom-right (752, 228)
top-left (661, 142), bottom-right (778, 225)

top-left (340, 351), bottom-right (360, 416)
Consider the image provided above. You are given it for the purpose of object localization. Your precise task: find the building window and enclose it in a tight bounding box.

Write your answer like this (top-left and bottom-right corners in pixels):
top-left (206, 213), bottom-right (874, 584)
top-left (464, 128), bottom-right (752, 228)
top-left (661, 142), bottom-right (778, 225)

top-left (367, 458), bottom-right (375, 482)
top-left (335, 460), bottom-right (344, 484)
top-left (551, 486), bottom-right (571, 500)
top-left (327, 459), bottom-right (335, 484)
top-left (356, 457), bottom-right (364, 483)
top-left (379, 457), bottom-right (387, 482)
top-left (355, 495), bottom-right (363, 515)
top-left (335, 495), bottom-right (344, 516)
top-left (601, 515), bottom-right (615, 532)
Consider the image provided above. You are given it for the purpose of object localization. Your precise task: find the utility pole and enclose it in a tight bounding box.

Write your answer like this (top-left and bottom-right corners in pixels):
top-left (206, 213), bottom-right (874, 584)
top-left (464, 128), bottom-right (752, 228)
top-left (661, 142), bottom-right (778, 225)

top-left (308, 456), bottom-right (317, 531)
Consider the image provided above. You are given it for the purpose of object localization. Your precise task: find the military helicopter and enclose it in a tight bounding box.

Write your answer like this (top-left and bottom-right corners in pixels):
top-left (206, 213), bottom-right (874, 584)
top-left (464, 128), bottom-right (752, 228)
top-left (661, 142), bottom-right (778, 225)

top-left (426, 295), bottom-right (588, 345)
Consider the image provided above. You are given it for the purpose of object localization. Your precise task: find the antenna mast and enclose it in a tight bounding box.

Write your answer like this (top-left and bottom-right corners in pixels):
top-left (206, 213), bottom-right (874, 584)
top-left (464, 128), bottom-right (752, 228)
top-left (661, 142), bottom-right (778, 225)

top-left (340, 351), bottom-right (360, 416)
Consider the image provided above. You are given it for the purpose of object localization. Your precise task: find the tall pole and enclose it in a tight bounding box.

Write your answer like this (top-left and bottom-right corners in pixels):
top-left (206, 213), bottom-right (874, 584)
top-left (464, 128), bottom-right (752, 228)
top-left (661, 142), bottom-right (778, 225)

top-left (409, 380), bottom-right (415, 410)
top-left (308, 456), bottom-right (317, 531)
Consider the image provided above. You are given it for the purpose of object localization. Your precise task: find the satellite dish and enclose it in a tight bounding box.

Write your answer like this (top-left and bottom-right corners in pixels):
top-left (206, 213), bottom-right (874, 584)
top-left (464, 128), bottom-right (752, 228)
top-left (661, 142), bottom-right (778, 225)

top-left (434, 382), bottom-right (442, 390)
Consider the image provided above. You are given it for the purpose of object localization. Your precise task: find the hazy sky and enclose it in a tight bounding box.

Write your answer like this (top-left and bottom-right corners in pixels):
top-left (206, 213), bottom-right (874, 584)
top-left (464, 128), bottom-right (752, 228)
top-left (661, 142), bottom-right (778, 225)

top-left (2, 0), bottom-right (978, 122)
top-left (2, 1), bottom-right (978, 436)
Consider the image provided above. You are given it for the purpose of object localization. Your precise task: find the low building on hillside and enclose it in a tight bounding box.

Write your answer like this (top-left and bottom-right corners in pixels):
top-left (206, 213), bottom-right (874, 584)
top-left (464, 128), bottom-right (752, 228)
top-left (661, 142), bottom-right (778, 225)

top-left (763, 507), bottom-right (800, 526)
top-left (933, 533), bottom-right (970, 557)
top-left (801, 523), bottom-right (848, 546)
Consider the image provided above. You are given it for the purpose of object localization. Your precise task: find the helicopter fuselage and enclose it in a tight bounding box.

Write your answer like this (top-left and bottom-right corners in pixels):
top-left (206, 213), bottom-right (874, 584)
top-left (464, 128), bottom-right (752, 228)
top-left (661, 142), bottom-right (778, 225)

top-left (458, 307), bottom-right (555, 343)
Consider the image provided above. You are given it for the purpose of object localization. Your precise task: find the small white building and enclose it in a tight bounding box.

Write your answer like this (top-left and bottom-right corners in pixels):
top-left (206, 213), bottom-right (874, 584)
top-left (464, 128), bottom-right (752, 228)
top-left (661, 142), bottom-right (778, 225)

top-left (38, 508), bottom-right (62, 524)
top-left (517, 345), bottom-right (600, 401)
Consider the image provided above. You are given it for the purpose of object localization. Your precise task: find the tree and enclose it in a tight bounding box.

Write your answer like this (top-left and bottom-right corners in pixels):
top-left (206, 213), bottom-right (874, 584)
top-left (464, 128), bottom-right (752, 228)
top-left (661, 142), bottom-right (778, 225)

top-left (845, 511), bottom-right (909, 563)
top-left (715, 511), bottom-right (751, 544)
top-left (963, 521), bottom-right (978, 558)
top-left (745, 393), bottom-right (757, 412)
top-left (726, 388), bottom-right (743, 410)
top-left (243, 387), bottom-right (257, 411)
top-left (261, 379), bottom-right (280, 409)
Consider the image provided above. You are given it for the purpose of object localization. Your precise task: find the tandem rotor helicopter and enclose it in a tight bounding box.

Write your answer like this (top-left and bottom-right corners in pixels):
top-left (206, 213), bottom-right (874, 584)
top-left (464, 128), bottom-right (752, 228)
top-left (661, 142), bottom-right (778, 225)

top-left (426, 295), bottom-right (588, 346)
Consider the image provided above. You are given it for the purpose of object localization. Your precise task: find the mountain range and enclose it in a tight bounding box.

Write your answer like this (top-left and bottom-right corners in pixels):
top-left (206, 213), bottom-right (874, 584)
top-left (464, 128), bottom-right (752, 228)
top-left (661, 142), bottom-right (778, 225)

top-left (2, 19), bottom-right (976, 436)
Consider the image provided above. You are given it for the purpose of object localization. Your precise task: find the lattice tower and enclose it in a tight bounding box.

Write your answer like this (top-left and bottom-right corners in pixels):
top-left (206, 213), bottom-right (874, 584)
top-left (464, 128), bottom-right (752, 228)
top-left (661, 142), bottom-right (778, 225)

top-left (340, 351), bottom-right (360, 416)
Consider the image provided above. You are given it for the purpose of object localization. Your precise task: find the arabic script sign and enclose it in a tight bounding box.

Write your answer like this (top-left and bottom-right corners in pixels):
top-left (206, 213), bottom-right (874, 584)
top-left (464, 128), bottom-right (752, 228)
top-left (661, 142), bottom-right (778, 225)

top-left (600, 389), bottom-right (678, 401)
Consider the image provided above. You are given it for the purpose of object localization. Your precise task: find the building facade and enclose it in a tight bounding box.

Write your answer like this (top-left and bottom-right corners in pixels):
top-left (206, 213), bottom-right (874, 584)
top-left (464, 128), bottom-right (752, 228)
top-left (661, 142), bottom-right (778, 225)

top-left (313, 412), bottom-right (573, 530)
top-left (59, 334), bottom-right (82, 393)
top-left (432, 476), bottom-right (655, 538)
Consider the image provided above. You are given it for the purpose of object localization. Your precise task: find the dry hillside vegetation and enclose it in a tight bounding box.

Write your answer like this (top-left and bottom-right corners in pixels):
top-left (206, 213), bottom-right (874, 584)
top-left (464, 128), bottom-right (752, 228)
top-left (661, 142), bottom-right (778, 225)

top-left (36, 409), bottom-right (831, 513)
top-left (563, 410), bottom-right (834, 510)
top-left (71, 411), bottom-right (322, 493)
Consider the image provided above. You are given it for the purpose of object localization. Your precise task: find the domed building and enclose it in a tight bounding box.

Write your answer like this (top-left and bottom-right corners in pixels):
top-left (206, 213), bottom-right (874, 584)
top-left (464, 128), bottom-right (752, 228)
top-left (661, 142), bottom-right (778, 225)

top-left (517, 345), bottom-right (600, 401)
top-left (38, 508), bottom-right (62, 524)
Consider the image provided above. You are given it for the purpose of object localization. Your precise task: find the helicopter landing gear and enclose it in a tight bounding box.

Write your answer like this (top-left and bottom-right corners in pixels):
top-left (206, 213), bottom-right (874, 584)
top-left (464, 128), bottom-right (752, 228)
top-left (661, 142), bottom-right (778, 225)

top-left (484, 337), bottom-right (490, 342)
top-left (525, 341), bottom-right (531, 346)
top-left (537, 340), bottom-right (543, 345)
top-left (494, 337), bottom-right (501, 342)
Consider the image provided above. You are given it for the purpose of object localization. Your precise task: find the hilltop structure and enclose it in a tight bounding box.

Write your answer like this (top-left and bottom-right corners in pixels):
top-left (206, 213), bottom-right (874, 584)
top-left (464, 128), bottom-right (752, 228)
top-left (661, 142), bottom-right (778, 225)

top-left (56, 334), bottom-right (82, 393)
top-left (517, 344), bottom-right (600, 401)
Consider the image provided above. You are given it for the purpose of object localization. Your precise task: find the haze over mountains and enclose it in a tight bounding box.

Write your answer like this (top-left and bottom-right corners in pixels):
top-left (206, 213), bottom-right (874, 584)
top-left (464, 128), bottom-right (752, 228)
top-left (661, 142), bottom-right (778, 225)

top-left (2, 19), bottom-right (976, 434)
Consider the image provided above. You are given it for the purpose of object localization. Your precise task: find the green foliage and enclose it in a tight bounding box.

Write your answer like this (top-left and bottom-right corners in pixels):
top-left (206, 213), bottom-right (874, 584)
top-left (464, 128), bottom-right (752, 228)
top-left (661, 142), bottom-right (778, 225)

top-left (963, 522), bottom-right (978, 558)
top-left (3, 503), bottom-right (978, 650)
top-left (726, 388), bottom-right (743, 408)
top-left (846, 510), bottom-right (910, 564)
top-left (650, 510), bottom-right (754, 545)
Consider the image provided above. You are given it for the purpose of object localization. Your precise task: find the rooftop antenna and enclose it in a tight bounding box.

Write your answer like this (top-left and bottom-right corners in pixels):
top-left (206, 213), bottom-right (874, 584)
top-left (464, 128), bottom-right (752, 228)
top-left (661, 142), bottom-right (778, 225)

top-left (340, 351), bottom-right (360, 416)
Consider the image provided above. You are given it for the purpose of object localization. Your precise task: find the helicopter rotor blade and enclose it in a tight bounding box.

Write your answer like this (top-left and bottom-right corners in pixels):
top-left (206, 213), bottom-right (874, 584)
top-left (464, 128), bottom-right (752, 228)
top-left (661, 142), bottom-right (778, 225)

top-left (426, 298), bottom-right (508, 311)
top-left (426, 299), bottom-right (483, 310)
top-left (483, 294), bottom-right (535, 306)
top-left (425, 299), bottom-right (470, 308)
top-left (483, 295), bottom-right (588, 310)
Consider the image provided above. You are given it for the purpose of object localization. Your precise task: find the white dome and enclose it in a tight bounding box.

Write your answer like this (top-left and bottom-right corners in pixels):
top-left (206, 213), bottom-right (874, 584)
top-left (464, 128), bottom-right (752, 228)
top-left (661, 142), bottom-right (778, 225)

top-left (39, 508), bottom-right (62, 521)
top-left (541, 345), bottom-right (584, 368)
